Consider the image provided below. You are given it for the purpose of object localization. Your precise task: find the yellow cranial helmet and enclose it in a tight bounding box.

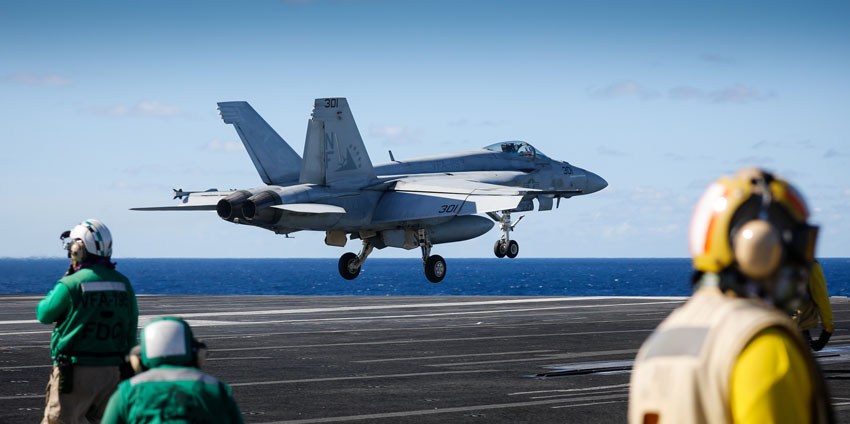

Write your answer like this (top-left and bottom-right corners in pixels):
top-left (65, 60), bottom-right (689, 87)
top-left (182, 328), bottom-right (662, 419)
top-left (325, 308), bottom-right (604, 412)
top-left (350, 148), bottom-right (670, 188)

top-left (689, 168), bottom-right (818, 280)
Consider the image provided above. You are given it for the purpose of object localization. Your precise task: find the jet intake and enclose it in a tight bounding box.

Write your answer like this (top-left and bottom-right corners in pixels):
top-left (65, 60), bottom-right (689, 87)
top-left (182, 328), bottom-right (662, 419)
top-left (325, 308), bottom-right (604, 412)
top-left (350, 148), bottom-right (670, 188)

top-left (428, 215), bottom-right (494, 244)
top-left (243, 190), bottom-right (283, 224)
top-left (216, 190), bottom-right (253, 221)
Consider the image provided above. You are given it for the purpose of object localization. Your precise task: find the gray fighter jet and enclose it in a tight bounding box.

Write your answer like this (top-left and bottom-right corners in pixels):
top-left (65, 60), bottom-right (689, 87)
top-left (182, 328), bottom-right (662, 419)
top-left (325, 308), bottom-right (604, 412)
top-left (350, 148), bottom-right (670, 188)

top-left (133, 98), bottom-right (607, 282)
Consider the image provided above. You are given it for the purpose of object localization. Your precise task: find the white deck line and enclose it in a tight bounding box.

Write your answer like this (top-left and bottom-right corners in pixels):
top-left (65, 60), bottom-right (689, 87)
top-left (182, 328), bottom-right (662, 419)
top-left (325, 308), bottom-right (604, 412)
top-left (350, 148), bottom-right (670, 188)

top-left (0, 296), bottom-right (686, 326)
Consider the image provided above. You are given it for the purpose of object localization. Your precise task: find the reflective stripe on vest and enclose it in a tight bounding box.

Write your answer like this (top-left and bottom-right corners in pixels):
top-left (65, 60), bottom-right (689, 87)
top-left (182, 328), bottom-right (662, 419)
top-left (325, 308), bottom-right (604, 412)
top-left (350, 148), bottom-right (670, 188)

top-left (642, 327), bottom-right (710, 359)
top-left (130, 367), bottom-right (219, 387)
top-left (80, 281), bottom-right (127, 293)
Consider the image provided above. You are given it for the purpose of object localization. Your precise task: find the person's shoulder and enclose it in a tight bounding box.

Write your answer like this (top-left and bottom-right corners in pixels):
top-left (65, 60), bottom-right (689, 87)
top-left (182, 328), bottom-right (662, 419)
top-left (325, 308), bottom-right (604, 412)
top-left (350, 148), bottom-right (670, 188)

top-left (112, 376), bottom-right (135, 396)
top-left (745, 326), bottom-right (806, 362)
top-left (58, 268), bottom-right (95, 286)
top-left (90, 265), bottom-right (132, 284)
top-left (199, 371), bottom-right (233, 394)
top-left (110, 268), bottom-right (131, 284)
top-left (198, 369), bottom-right (223, 386)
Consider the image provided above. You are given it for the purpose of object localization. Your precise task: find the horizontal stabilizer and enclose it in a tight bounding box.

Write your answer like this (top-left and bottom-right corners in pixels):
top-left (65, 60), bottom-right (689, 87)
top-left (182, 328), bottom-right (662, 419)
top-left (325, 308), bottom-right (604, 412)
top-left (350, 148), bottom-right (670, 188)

top-left (130, 205), bottom-right (216, 211)
top-left (218, 101), bottom-right (301, 185)
top-left (131, 190), bottom-right (234, 212)
top-left (271, 203), bottom-right (347, 214)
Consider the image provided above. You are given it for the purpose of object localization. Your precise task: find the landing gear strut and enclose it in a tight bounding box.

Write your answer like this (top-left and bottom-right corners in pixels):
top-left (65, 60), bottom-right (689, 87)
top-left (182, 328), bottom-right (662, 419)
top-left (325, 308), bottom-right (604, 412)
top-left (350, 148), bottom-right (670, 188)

top-left (419, 229), bottom-right (446, 283)
top-left (338, 241), bottom-right (373, 280)
top-left (488, 211), bottom-right (523, 259)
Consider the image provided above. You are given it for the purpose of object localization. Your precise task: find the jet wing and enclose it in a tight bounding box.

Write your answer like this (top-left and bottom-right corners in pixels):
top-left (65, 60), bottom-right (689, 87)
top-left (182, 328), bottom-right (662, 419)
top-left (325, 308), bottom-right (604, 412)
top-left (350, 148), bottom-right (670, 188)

top-left (390, 177), bottom-right (529, 195)
top-left (371, 176), bottom-right (532, 223)
top-left (131, 190), bottom-right (234, 211)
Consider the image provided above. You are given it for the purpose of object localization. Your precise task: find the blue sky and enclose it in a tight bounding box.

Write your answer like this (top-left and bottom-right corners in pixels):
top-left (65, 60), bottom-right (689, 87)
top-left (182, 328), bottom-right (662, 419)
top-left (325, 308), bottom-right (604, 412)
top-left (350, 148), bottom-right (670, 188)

top-left (2, 0), bottom-right (848, 258)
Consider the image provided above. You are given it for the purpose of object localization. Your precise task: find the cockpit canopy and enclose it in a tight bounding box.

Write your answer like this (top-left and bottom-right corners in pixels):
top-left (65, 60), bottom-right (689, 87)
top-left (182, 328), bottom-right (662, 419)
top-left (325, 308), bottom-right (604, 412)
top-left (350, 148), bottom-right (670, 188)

top-left (483, 141), bottom-right (548, 160)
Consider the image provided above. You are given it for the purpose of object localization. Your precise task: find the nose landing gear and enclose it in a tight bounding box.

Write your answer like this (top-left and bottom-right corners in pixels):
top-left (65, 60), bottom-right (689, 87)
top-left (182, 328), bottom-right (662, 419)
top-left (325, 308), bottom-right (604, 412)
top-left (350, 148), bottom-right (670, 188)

top-left (494, 239), bottom-right (519, 258)
top-left (489, 211), bottom-right (523, 259)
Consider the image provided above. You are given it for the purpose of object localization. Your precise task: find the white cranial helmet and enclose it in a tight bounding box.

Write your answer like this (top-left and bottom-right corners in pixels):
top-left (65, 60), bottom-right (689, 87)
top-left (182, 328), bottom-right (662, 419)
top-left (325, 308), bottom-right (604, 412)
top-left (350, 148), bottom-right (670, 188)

top-left (68, 219), bottom-right (113, 257)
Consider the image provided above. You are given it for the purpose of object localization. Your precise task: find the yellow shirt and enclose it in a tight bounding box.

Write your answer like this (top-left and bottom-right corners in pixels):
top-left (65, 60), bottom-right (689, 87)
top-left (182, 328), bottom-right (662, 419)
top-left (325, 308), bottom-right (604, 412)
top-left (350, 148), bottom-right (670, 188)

top-left (810, 261), bottom-right (834, 332)
top-left (730, 327), bottom-right (812, 424)
top-left (793, 261), bottom-right (834, 332)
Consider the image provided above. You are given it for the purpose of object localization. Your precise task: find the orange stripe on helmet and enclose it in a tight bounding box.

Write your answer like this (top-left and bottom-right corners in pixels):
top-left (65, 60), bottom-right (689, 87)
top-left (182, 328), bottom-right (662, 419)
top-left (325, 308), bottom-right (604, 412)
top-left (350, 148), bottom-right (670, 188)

top-left (702, 186), bottom-right (730, 255)
top-left (784, 186), bottom-right (809, 219)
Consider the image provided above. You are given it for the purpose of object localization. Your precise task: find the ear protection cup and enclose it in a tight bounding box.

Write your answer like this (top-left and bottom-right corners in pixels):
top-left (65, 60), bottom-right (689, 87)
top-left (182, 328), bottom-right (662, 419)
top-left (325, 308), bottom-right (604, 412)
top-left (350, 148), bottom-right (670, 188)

top-left (69, 240), bottom-right (87, 264)
top-left (128, 345), bottom-right (145, 373)
top-left (192, 339), bottom-right (208, 368)
top-left (732, 219), bottom-right (783, 279)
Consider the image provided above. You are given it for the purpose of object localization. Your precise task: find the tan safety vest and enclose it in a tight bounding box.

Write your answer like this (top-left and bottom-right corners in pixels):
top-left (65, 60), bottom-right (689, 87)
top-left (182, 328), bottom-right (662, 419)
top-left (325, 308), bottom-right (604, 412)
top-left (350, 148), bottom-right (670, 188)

top-left (629, 287), bottom-right (829, 424)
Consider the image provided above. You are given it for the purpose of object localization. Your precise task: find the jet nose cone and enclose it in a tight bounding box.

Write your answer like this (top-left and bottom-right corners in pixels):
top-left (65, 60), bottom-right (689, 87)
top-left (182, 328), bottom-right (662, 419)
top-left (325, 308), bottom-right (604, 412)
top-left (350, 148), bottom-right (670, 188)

top-left (585, 171), bottom-right (608, 194)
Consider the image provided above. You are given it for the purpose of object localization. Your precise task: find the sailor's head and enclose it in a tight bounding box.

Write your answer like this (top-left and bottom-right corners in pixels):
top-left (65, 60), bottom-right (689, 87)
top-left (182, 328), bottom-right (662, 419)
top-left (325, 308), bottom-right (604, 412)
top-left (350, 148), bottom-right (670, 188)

top-left (60, 219), bottom-right (113, 263)
top-left (688, 168), bottom-right (819, 311)
top-left (131, 317), bottom-right (207, 372)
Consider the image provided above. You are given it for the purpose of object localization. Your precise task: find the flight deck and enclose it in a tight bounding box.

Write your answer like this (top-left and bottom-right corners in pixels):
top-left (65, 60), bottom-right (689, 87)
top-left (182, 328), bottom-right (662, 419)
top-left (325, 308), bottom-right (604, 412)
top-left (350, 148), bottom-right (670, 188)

top-left (2, 295), bottom-right (850, 423)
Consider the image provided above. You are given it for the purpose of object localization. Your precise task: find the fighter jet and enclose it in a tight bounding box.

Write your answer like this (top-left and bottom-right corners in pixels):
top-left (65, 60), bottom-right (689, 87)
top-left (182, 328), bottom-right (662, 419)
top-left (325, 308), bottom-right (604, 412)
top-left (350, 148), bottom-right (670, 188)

top-left (132, 98), bottom-right (607, 282)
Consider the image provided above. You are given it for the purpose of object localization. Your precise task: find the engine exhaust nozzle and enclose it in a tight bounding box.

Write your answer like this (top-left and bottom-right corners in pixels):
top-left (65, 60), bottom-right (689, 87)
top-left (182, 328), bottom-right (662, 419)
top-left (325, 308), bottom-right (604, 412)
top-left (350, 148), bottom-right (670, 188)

top-left (216, 190), bottom-right (253, 220)
top-left (243, 190), bottom-right (282, 224)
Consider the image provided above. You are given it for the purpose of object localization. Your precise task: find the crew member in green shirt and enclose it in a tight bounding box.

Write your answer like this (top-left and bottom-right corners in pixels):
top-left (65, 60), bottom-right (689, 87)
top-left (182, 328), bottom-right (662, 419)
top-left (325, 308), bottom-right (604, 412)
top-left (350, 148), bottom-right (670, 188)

top-left (38, 219), bottom-right (138, 424)
top-left (102, 317), bottom-right (244, 423)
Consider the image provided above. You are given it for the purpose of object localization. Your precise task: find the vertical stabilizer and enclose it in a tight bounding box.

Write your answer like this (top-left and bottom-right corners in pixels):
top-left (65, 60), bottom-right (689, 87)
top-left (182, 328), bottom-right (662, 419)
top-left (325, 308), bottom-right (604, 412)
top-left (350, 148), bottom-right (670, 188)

top-left (300, 98), bottom-right (376, 187)
top-left (300, 119), bottom-right (326, 185)
top-left (218, 101), bottom-right (302, 185)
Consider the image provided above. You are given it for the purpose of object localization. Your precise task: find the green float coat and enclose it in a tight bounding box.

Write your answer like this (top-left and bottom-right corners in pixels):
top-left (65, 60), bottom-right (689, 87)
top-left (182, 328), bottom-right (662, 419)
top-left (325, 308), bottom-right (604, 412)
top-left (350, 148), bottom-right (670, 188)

top-left (37, 265), bottom-right (138, 366)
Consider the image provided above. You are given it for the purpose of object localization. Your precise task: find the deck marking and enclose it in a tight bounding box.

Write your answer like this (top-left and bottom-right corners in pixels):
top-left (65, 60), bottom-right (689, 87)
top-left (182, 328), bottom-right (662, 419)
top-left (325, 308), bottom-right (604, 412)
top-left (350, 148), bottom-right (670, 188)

top-left (0, 296), bottom-right (46, 301)
top-left (213, 329), bottom-right (653, 352)
top-left (0, 328), bottom-right (53, 334)
top-left (431, 349), bottom-right (638, 367)
top-left (0, 298), bottom-right (685, 326)
top-left (509, 383), bottom-right (630, 396)
top-left (550, 399), bottom-right (627, 409)
top-left (175, 301), bottom-right (682, 328)
top-left (206, 356), bottom-right (273, 361)
top-left (193, 316), bottom-right (664, 341)
top-left (229, 369), bottom-right (500, 386)
top-left (0, 313), bottom-right (664, 337)
top-left (531, 388), bottom-right (629, 400)
top-left (355, 350), bottom-right (557, 363)
top-left (254, 393), bottom-right (628, 423)
top-left (0, 364), bottom-right (51, 370)
top-left (0, 394), bottom-right (43, 400)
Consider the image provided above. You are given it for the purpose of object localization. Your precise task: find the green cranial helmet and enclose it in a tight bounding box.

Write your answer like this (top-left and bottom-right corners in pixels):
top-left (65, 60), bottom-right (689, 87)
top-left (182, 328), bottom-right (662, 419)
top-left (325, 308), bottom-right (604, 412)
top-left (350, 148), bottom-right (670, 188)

top-left (141, 317), bottom-right (204, 368)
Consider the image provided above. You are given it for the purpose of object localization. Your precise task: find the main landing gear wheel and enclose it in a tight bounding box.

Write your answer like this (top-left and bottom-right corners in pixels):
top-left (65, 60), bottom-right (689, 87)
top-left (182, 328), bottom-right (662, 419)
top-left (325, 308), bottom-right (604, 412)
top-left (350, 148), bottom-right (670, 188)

top-left (418, 228), bottom-right (446, 283)
top-left (494, 240), bottom-right (507, 258)
top-left (506, 240), bottom-right (519, 258)
top-left (424, 255), bottom-right (446, 283)
top-left (338, 252), bottom-right (361, 280)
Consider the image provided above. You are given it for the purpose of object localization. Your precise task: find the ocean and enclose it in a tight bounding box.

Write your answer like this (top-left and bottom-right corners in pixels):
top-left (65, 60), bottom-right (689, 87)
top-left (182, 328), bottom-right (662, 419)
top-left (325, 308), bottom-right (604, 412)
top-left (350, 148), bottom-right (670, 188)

top-left (2, 258), bottom-right (849, 297)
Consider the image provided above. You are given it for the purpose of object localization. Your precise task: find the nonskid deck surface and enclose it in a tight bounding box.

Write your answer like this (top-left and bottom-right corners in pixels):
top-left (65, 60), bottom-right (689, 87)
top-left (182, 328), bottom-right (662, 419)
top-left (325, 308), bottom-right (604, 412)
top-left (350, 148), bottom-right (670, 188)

top-left (2, 295), bottom-right (850, 423)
